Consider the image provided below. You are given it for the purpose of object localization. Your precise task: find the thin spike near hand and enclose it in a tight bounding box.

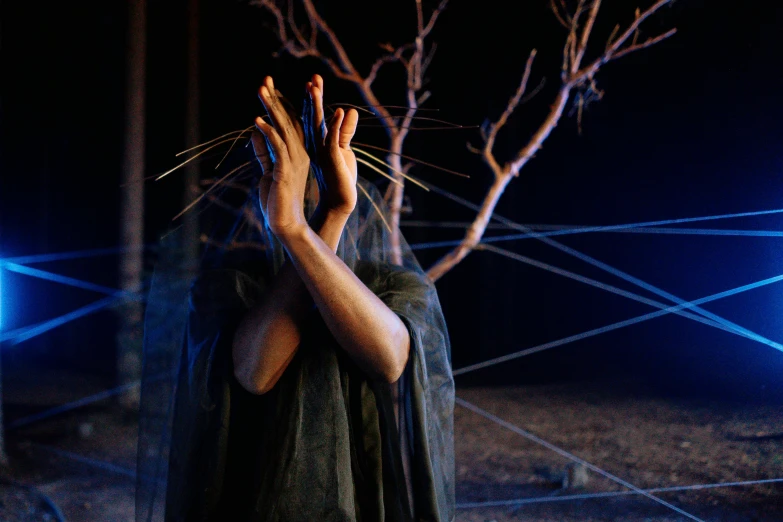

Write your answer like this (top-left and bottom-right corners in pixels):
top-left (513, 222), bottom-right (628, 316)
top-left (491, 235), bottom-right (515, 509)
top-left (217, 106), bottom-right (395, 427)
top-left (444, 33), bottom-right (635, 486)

top-left (305, 74), bottom-right (359, 216)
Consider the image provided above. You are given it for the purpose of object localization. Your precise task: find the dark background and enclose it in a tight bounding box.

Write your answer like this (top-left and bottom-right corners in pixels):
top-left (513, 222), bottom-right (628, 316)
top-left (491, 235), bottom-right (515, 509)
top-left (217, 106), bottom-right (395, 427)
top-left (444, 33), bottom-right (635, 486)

top-left (2, 0), bottom-right (782, 400)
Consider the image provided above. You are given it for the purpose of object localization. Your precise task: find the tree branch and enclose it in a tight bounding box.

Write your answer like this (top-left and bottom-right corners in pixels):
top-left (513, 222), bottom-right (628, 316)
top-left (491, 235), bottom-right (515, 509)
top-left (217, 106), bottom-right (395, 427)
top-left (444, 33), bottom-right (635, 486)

top-left (483, 49), bottom-right (537, 177)
top-left (420, 0), bottom-right (449, 40)
top-left (426, 0), bottom-right (675, 281)
top-left (573, 0), bottom-right (601, 72)
top-left (253, 0), bottom-right (675, 280)
top-left (574, 0), bottom-right (675, 80)
top-left (609, 28), bottom-right (677, 61)
top-left (366, 44), bottom-right (414, 87)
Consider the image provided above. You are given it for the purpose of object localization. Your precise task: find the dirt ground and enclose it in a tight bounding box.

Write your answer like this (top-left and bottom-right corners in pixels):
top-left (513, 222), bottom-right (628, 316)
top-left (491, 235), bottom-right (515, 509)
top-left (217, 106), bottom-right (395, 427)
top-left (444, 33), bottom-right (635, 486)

top-left (2, 372), bottom-right (782, 521)
top-left (455, 382), bottom-right (783, 522)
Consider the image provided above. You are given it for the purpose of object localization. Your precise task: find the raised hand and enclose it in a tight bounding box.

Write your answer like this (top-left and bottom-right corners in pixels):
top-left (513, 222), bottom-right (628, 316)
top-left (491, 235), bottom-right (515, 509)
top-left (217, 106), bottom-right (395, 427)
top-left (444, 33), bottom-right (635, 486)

top-left (250, 76), bottom-right (311, 240)
top-left (304, 74), bottom-right (359, 216)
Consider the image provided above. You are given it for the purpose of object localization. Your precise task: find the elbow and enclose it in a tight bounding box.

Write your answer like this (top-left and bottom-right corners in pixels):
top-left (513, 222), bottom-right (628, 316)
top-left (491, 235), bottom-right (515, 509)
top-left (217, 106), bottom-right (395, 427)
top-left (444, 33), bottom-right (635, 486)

top-left (232, 345), bottom-right (277, 395)
top-left (382, 365), bottom-right (406, 385)
top-left (234, 365), bottom-right (277, 395)
top-left (380, 323), bottom-right (411, 384)
top-left (252, 381), bottom-right (276, 395)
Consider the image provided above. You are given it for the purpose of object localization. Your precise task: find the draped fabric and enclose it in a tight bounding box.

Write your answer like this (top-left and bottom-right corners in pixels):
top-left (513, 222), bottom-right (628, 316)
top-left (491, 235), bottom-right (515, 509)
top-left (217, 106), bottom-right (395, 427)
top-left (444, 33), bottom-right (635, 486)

top-left (137, 173), bottom-right (455, 522)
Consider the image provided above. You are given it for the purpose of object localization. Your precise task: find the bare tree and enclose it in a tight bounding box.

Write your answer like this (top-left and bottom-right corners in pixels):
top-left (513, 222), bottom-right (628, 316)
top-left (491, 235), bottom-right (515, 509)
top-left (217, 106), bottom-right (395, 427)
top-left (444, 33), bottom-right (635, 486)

top-left (117, 0), bottom-right (147, 410)
top-left (183, 0), bottom-right (202, 269)
top-left (251, 0), bottom-right (445, 264)
top-left (251, 0), bottom-right (676, 280)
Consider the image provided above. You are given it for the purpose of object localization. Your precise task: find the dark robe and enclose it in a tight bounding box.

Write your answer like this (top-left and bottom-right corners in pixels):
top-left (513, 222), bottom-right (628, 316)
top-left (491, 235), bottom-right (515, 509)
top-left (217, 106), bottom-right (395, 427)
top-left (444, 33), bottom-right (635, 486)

top-left (164, 259), bottom-right (454, 522)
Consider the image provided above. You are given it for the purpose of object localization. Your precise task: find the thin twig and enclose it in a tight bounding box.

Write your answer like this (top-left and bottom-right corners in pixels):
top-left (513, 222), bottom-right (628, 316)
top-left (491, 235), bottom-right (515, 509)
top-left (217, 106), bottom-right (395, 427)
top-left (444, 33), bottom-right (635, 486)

top-left (353, 141), bottom-right (469, 178)
top-left (354, 147), bottom-right (429, 190)
top-left (356, 181), bottom-right (392, 234)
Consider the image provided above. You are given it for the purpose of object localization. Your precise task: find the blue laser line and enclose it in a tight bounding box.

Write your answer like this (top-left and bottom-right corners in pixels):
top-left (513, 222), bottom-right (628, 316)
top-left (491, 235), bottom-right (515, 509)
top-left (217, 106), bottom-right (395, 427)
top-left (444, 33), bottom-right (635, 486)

top-left (410, 226), bottom-right (783, 250)
top-left (611, 227), bottom-right (783, 237)
top-left (4, 244), bottom-right (152, 265)
top-left (456, 397), bottom-right (704, 521)
top-left (8, 380), bottom-right (142, 430)
top-left (0, 261), bottom-right (139, 298)
top-left (481, 245), bottom-right (753, 342)
top-left (453, 271), bottom-right (783, 376)
top-left (31, 443), bottom-right (165, 487)
top-left (476, 225), bottom-right (783, 246)
top-left (402, 220), bottom-right (783, 237)
top-left (528, 233), bottom-right (782, 352)
top-left (4, 205), bottom-right (778, 265)
top-left (8, 372), bottom-right (170, 430)
top-left (416, 177), bottom-right (781, 352)
top-left (409, 187), bottom-right (783, 241)
top-left (455, 477), bottom-right (783, 509)
top-left (411, 238), bottom-right (473, 250)
top-left (0, 478), bottom-right (68, 522)
top-left (404, 220), bottom-right (783, 238)
top-left (32, 443), bottom-right (138, 480)
top-left (0, 294), bottom-right (123, 345)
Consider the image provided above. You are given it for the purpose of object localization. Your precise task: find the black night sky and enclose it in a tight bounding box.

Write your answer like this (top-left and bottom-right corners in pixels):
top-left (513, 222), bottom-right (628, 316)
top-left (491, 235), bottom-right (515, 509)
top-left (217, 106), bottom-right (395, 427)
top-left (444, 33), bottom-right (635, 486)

top-left (2, 1), bottom-right (783, 399)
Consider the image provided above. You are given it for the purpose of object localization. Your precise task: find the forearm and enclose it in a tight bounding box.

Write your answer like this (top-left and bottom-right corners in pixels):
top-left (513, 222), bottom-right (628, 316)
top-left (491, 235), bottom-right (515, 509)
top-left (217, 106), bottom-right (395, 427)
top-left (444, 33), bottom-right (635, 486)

top-left (232, 208), bottom-right (346, 394)
top-left (281, 225), bottom-right (410, 383)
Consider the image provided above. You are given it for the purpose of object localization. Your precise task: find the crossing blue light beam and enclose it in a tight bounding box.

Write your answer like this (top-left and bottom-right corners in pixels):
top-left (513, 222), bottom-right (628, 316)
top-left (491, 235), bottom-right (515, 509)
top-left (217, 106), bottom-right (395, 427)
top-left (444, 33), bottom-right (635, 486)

top-left (402, 220), bottom-right (783, 238)
top-left (415, 177), bottom-right (780, 351)
top-left (481, 244), bottom-right (759, 343)
top-left (5, 244), bottom-right (151, 265)
top-left (456, 477), bottom-right (783, 509)
top-left (409, 226), bottom-right (783, 250)
top-left (452, 271), bottom-right (783, 376)
top-left (456, 397), bottom-right (704, 521)
top-left (405, 197), bottom-right (783, 245)
top-left (0, 294), bottom-right (125, 345)
top-left (9, 380), bottom-right (142, 429)
top-left (0, 261), bottom-right (138, 298)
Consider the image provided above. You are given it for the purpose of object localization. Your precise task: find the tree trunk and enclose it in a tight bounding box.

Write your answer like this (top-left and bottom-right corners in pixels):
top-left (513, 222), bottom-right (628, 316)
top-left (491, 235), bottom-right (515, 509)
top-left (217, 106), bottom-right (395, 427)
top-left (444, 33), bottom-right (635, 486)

top-left (425, 87), bottom-right (572, 282)
top-left (387, 132), bottom-right (405, 266)
top-left (183, 0), bottom-right (201, 270)
top-left (116, 0), bottom-right (146, 410)
top-left (426, 171), bottom-right (514, 282)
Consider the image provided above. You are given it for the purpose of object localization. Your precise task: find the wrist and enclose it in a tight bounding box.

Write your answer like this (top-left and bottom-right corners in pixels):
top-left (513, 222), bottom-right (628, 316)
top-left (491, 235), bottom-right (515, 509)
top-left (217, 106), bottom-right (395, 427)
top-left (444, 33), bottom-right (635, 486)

top-left (310, 204), bottom-right (350, 252)
top-left (275, 221), bottom-right (311, 249)
top-left (313, 204), bottom-right (351, 225)
top-left (324, 205), bottom-right (355, 220)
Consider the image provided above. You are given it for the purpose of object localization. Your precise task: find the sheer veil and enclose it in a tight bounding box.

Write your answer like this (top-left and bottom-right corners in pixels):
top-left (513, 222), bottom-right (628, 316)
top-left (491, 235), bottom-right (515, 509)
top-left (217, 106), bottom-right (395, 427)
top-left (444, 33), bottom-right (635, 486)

top-left (137, 136), bottom-right (454, 521)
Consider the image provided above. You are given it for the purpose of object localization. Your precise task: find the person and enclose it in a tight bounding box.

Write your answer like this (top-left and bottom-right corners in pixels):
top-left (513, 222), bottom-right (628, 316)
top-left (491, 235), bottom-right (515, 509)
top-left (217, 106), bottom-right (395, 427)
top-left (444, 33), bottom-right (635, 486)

top-left (136, 74), bottom-right (454, 522)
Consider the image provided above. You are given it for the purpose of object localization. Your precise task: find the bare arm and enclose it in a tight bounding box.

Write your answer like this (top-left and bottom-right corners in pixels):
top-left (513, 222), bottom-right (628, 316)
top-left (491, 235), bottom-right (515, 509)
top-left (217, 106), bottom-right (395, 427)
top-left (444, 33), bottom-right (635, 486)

top-left (281, 218), bottom-right (410, 384)
top-left (232, 75), bottom-right (409, 395)
top-left (231, 208), bottom-right (348, 395)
